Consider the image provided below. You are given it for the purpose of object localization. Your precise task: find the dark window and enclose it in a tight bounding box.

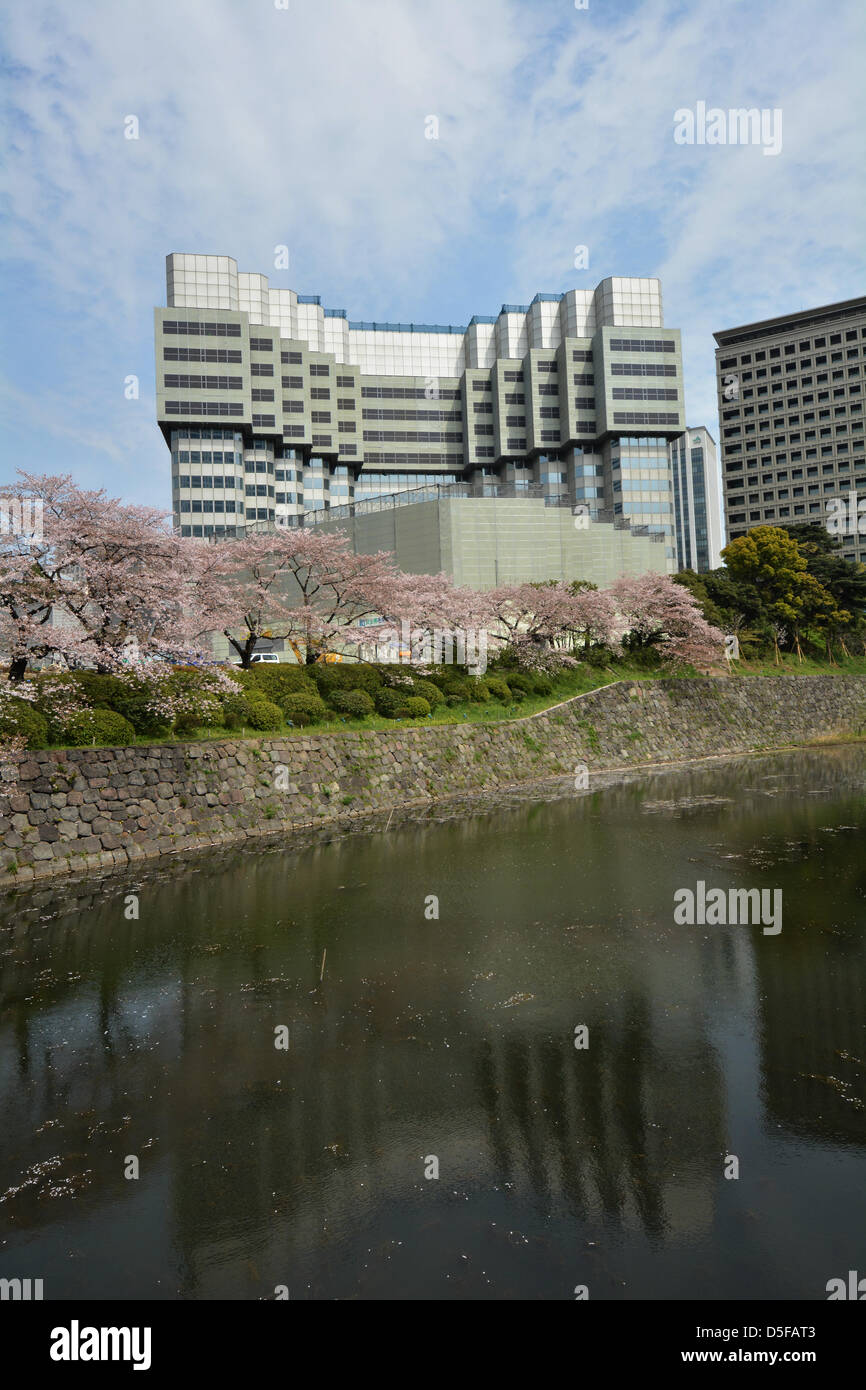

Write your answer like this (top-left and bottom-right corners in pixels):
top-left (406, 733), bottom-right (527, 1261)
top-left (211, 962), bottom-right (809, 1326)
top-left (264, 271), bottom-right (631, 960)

top-left (609, 338), bottom-right (676, 353)
top-left (164, 374), bottom-right (242, 390)
top-left (163, 320), bottom-right (241, 337)
top-left (612, 411), bottom-right (680, 425)
top-left (165, 401), bottom-right (244, 416)
top-left (164, 347), bottom-right (242, 363)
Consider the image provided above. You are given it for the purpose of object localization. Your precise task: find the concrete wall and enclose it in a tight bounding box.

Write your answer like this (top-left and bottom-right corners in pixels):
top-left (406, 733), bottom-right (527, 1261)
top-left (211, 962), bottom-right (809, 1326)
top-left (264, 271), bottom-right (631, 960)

top-left (319, 496), bottom-right (668, 588)
top-left (2, 675), bottom-right (865, 889)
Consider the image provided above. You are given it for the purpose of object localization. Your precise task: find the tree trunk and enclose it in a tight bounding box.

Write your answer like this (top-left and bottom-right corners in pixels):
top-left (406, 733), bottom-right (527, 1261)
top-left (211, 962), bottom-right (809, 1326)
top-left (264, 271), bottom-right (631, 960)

top-left (8, 656), bottom-right (28, 682)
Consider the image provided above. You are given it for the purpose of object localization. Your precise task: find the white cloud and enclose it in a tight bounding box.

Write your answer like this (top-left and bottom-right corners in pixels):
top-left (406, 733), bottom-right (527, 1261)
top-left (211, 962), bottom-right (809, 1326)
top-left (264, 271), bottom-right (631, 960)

top-left (0, 0), bottom-right (863, 510)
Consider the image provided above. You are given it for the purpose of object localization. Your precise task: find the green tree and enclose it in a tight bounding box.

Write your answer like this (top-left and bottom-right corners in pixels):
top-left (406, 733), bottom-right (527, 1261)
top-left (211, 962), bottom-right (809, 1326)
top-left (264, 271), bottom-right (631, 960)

top-left (722, 527), bottom-right (849, 662)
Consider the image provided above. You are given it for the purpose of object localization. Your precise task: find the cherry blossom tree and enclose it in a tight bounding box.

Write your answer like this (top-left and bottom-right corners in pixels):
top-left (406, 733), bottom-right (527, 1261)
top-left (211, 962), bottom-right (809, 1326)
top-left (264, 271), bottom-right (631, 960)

top-left (611, 573), bottom-right (725, 669)
top-left (0, 472), bottom-right (195, 677)
top-left (201, 528), bottom-right (404, 666)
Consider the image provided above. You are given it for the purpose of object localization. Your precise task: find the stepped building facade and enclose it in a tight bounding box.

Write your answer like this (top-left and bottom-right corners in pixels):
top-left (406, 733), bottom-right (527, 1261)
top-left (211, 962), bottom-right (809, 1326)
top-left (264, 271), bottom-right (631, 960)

top-left (155, 256), bottom-right (688, 568)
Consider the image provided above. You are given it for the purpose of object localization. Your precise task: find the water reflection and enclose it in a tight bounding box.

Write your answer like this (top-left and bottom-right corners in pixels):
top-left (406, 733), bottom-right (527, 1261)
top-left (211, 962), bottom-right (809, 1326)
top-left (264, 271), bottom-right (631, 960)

top-left (1, 746), bottom-right (864, 1299)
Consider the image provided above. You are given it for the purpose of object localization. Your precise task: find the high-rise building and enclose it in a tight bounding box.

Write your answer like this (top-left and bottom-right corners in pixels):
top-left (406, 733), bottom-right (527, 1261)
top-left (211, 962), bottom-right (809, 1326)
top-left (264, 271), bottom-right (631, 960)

top-left (714, 297), bottom-right (866, 563)
top-left (155, 256), bottom-right (687, 565)
top-left (668, 427), bottom-right (724, 571)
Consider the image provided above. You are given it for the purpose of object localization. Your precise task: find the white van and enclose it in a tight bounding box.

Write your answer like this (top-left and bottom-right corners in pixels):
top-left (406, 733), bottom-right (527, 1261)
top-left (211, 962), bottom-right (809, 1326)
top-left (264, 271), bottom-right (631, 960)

top-left (249, 652), bottom-right (280, 664)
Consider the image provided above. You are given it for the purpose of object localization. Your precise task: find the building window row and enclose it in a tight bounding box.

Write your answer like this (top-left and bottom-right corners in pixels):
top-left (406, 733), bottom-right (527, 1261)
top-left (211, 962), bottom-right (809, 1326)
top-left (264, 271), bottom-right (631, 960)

top-left (612, 411), bottom-right (680, 425)
top-left (164, 347), bottom-right (242, 363)
top-left (362, 431), bottom-right (463, 444)
top-left (163, 320), bottom-right (241, 337)
top-left (176, 475), bottom-right (242, 489)
top-left (179, 499), bottom-right (241, 512)
top-left (166, 401), bottom-right (244, 416)
top-left (611, 362), bottom-right (676, 377)
top-left (612, 387), bottom-right (679, 401)
top-left (164, 374), bottom-right (242, 390)
top-left (361, 385), bottom-right (461, 400)
top-left (363, 408), bottom-right (462, 422)
top-left (609, 338), bottom-right (676, 353)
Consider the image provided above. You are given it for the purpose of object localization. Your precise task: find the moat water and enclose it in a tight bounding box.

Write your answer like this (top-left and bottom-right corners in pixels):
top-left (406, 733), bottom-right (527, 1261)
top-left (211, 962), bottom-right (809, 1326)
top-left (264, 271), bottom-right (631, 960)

top-left (1, 746), bottom-right (864, 1300)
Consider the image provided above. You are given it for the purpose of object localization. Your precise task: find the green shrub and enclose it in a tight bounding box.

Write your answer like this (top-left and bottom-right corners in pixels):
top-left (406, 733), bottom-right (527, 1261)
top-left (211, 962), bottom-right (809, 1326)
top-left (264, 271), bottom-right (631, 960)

top-left (484, 675), bottom-right (512, 702)
top-left (505, 672), bottom-right (535, 694)
top-left (219, 694), bottom-right (253, 730)
top-left (244, 698), bottom-right (283, 731)
top-left (329, 689), bottom-right (375, 718)
top-left (581, 644), bottom-right (616, 669)
top-left (0, 702), bottom-right (49, 749)
top-left (65, 709), bottom-right (135, 747)
top-left (68, 671), bottom-right (128, 707)
top-left (375, 687), bottom-right (410, 719)
top-left (442, 679), bottom-right (472, 702)
top-left (467, 679), bottom-right (490, 703)
top-left (310, 662), bottom-right (383, 695)
top-left (444, 693), bottom-right (463, 708)
top-left (238, 665), bottom-right (318, 701)
top-left (531, 674), bottom-right (554, 696)
top-left (404, 696), bottom-right (431, 719)
top-left (510, 688), bottom-right (527, 703)
top-left (411, 679), bottom-right (444, 709)
top-left (67, 669), bottom-right (170, 736)
top-left (622, 645), bottom-right (663, 669)
top-left (280, 691), bottom-right (328, 727)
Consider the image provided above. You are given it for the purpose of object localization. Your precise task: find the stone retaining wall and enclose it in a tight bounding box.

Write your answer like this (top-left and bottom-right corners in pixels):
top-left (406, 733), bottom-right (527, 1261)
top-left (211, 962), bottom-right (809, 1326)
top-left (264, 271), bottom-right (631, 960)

top-left (2, 675), bottom-right (865, 887)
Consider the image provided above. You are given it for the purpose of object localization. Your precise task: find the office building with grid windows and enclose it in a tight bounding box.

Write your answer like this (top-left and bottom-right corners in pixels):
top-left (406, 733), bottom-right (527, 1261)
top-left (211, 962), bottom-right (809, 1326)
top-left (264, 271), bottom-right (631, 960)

top-left (668, 427), bottom-right (724, 572)
top-left (155, 256), bottom-right (687, 568)
top-left (715, 297), bottom-right (866, 563)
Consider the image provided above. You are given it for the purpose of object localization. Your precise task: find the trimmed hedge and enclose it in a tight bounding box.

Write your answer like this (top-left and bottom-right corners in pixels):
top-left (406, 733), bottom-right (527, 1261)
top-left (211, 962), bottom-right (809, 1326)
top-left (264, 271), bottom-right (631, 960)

top-left (504, 673), bottom-right (535, 694)
top-left (309, 662), bottom-right (383, 696)
top-left (280, 691), bottom-right (328, 727)
top-left (374, 687), bottom-right (410, 719)
top-left (237, 666), bottom-right (317, 700)
top-left (64, 709), bottom-right (135, 747)
top-left (484, 676), bottom-right (512, 702)
top-left (404, 696), bottom-right (430, 719)
top-left (329, 689), bottom-right (375, 718)
top-left (66, 671), bottom-right (170, 736)
top-left (411, 679), bottom-right (444, 709)
top-left (223, 693), bottom-right (283, 730)
top-left (243, 698), bottom-right (283, 731)
top-left (0, 702), bottom-right (49, 749)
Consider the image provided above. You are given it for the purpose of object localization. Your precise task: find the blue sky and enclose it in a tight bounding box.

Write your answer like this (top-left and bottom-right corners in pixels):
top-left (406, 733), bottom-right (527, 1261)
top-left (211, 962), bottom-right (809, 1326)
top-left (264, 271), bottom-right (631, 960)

top-left (1, 0), bottom-right (864, 510)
